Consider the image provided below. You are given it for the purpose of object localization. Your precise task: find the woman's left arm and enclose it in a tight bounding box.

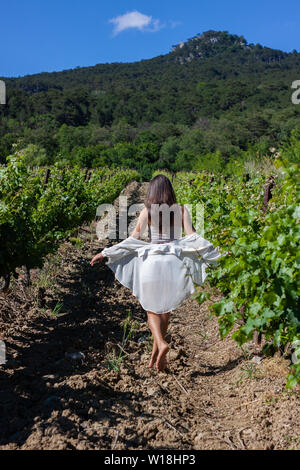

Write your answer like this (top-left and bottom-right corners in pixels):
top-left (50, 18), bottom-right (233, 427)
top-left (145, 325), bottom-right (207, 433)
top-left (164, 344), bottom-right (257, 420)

top-left (182, 206), bottom-right (196, 235)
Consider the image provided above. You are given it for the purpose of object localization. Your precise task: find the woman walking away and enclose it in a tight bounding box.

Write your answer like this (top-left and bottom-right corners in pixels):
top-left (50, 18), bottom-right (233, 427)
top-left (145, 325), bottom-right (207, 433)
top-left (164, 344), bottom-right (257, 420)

top-left (90, 174), bottom-right (225, 372)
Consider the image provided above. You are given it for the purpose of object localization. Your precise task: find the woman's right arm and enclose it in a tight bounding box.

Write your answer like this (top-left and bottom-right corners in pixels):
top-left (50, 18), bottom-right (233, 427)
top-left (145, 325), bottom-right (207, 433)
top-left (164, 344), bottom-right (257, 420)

top-left (91, 207), bottom-right (148, 265)
top-left (90, 252), bottom-right (104, 266)
top-left (130, 206), bottom-right (148, 239)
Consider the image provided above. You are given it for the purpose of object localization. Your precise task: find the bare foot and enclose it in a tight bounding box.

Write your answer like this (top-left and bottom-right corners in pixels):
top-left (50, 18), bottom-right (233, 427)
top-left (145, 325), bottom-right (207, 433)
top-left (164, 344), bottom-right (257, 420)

top-left (156, 342), bottom-right (169, 372)
top-left (148, 343), bottom-right (158, 368)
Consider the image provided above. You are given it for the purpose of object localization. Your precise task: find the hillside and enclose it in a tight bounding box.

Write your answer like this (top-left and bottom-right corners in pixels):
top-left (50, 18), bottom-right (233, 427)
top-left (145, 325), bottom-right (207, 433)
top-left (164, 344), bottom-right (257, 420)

top-left (1, 29), bottom-right (300, 176)
top-left (2, 30), bottom-right (299, 89)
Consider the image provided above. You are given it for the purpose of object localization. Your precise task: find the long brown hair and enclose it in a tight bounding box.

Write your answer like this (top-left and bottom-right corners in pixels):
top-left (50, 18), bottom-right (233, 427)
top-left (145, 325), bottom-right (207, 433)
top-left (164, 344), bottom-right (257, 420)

top-left (145, 174), bottom-right (178, 231)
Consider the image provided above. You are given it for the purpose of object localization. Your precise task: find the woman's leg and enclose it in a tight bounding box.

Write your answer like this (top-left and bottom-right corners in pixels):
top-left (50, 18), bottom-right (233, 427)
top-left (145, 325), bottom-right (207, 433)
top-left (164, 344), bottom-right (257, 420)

top-left (147, 311), bottom-right (170, 371)
top-left (149, 313), bottom-right (170, 365)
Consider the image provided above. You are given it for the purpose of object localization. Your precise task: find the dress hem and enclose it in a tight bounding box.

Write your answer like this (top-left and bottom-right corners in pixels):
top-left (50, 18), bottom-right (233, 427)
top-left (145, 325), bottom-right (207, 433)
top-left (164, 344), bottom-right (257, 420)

top-left (110, 264), bottom-right (200, 314)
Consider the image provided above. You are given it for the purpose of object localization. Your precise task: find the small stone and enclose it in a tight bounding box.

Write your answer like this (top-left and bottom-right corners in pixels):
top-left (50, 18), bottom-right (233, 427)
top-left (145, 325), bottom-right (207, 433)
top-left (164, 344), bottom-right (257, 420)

top-left (251, 355), bottom-right (262, 364)
top-left (65, 352), bottom-right (85, 360)
top-left (147, 386), bottom-right (160, 396)
top-left (169, 348), bottom-right (184, 361)
top-left (42, 374), bottom-right (56, 381)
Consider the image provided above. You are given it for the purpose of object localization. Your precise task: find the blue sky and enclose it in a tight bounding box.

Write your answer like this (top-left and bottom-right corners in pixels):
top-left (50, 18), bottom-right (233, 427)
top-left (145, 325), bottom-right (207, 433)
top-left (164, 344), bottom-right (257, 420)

top-left (1, 0), bottom-right (299, 77)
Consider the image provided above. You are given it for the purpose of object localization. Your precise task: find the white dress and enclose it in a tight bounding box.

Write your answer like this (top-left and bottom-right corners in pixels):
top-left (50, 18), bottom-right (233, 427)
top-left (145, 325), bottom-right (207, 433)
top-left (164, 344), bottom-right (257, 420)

top-left (100, 206), bottom-right (225, 314)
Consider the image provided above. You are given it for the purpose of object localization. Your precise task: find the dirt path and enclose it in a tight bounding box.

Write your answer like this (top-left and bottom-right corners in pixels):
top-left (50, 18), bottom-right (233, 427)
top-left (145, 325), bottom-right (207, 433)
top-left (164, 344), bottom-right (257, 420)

top-left (0, 181), bottom-right (299, 450)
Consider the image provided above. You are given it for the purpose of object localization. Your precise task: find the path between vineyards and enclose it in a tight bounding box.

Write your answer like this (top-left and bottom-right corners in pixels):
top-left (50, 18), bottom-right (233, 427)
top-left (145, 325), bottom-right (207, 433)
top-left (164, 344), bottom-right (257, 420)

top-left (0, 181), bottom-right (299, 450)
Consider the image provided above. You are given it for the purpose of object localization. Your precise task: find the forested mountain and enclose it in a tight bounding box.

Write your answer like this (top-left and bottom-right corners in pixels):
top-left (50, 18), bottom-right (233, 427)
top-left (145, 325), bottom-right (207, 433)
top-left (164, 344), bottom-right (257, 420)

top-left (1, 30), bottom-right (300, 177)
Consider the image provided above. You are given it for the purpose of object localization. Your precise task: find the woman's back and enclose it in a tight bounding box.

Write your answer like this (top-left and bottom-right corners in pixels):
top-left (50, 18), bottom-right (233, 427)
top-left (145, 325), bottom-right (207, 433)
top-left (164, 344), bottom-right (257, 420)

top-left (130, 203), bottom-right (194, 242)
top-left (148, 203), bottom-right (184, 243)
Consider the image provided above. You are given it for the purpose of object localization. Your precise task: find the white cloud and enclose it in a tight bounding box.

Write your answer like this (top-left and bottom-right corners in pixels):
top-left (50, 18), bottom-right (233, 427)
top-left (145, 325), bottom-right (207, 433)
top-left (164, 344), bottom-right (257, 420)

top-left (109, 10), bottom-right (165, 36)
